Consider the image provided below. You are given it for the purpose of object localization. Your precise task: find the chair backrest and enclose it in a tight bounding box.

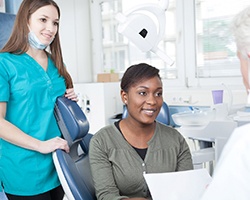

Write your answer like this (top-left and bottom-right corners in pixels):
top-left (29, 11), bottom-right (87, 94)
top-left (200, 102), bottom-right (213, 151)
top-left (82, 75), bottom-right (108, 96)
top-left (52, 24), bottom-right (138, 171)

top-left (53, 97), bottom-right (96, 200)
top-left (122, 101), bottom-right (170, 125)
top-left (0, 12), bottom-right (16, 49)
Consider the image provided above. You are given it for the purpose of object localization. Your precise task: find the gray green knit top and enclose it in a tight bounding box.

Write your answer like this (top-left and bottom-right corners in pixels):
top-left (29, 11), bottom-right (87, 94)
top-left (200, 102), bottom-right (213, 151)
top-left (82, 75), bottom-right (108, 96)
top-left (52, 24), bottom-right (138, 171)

top-left (89, 122), bottom-right (193, 200)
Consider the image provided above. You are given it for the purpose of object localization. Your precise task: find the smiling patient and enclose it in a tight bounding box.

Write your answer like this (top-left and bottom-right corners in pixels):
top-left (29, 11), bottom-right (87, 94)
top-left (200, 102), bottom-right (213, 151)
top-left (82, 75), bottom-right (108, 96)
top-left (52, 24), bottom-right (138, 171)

top-left (89, 63), bottom-right (193, 200)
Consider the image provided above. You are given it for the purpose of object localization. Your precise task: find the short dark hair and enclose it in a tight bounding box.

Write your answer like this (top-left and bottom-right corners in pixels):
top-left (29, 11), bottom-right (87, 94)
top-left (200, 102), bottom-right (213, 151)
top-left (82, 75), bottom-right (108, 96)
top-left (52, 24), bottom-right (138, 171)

top-left (121, 63), bottom-right (161, 92)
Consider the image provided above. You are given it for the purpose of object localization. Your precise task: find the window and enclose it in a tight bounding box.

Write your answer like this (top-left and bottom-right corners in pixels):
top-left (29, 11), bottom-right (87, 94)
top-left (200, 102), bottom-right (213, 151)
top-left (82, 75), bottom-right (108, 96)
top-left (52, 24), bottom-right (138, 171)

top-left (194, 0), bottom-right (250, 79)
top-left (91, 0), bottom-right (250, 88)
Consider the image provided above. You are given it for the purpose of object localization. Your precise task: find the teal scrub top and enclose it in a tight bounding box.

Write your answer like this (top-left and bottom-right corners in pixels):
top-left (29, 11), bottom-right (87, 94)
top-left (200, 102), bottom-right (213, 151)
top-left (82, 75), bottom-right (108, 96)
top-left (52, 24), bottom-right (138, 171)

top-left (0, 52), bottom-right (66, 196)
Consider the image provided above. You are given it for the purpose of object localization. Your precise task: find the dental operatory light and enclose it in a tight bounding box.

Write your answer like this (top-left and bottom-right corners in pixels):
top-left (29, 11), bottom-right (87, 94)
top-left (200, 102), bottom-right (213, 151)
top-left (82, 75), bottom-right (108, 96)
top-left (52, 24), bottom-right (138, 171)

top-left (115, 0), bottom-right (174, 66)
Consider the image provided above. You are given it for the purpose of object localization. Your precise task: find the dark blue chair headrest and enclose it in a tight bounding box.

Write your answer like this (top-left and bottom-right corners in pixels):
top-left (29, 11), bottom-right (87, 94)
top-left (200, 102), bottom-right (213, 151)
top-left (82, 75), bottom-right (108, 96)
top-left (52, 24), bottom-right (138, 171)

top-left (0, 12), bottom-right (16, 49)
top-left (122, 101), bottom-right (170, 125)
top-left (54, 97), bottom-right (89, 145)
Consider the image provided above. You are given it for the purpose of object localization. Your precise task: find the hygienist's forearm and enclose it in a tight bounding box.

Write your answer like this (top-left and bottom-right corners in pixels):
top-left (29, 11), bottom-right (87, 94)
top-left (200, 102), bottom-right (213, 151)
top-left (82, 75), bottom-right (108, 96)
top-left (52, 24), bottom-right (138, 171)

top-left (0, 116), bottom-right (69, 154)
top-left (0, 118), bottom-right (41, 151)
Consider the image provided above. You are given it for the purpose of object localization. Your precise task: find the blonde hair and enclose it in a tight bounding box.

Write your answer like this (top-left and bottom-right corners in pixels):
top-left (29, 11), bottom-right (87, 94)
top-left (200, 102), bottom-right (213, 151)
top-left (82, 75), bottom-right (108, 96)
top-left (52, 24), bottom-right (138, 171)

top-left (0, 0), bottom-right (73, 88)
top-left (231, 6), bottom-right (250, 58)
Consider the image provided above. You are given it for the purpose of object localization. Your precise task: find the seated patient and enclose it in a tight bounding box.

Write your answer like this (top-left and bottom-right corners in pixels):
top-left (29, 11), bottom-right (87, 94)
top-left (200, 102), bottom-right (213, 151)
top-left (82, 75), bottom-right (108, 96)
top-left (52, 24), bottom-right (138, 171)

top-left (89, 63), bottom-right (193, 200)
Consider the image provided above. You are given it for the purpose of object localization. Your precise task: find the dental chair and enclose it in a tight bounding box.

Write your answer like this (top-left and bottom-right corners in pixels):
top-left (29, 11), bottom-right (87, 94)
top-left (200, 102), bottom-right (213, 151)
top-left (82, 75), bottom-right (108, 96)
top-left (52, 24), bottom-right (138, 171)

top-left (0, 12), bottom-right (16, 49)
top-left (122, 101), bottom-right (171, 125)
top-left (53, 97), bottom-right (96, 200)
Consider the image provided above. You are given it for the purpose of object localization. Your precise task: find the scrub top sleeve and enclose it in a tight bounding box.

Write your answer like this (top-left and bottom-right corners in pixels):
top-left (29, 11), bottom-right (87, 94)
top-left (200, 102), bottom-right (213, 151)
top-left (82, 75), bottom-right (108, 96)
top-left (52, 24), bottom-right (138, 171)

top-left (0, 64), bottom-right (10, 101)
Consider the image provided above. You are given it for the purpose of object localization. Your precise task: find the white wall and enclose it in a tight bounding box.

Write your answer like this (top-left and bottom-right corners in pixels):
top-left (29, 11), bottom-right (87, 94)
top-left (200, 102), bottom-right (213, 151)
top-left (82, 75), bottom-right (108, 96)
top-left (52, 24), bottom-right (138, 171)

top-left (55, 0), bottom-right (92, 83)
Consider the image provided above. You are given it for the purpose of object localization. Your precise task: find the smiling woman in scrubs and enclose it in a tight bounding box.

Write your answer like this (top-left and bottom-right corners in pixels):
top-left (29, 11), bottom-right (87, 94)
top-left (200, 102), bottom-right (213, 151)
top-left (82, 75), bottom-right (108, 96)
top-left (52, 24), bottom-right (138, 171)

top-left (0, 0), bottom-right (77, 199)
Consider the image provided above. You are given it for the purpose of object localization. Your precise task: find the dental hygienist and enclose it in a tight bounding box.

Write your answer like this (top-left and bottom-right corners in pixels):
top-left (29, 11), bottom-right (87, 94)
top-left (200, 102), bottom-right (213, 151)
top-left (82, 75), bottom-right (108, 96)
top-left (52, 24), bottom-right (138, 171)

top-left (0, 0), bottom-right (78, 199)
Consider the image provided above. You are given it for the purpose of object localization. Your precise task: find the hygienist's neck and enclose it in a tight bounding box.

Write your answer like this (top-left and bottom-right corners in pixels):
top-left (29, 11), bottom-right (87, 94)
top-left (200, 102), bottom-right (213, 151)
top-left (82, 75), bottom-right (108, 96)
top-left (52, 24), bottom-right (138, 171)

top-left (26, 47), bottom-right (47, 59)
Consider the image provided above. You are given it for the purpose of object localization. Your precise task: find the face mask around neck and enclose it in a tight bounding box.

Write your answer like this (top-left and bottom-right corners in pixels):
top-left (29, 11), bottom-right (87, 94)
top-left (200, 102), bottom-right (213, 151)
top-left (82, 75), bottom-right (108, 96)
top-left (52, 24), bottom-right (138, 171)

top-left (28, 31), bottom-right (53, 50)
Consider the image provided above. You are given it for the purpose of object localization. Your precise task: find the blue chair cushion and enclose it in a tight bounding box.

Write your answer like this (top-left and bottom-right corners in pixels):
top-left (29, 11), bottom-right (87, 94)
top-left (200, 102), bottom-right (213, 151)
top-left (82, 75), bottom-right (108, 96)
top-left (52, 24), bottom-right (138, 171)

top-left (54, 97), bottom-right (89, 144)
top-left (53, 97), bottom-right (96, 200)
top-left (54, 149), bottom-right (96, 200)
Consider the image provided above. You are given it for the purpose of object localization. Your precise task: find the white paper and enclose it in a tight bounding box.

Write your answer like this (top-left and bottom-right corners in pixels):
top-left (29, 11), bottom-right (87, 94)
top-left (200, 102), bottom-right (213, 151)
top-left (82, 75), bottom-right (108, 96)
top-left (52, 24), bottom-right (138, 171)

top-left (143, 169), bottom-right (212, 200)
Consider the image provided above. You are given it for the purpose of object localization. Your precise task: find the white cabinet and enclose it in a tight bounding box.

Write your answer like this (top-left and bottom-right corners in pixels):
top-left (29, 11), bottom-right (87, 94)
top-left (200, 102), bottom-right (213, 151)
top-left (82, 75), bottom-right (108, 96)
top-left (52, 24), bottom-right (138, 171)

top-left (74, 82), bottom-right (123, 134)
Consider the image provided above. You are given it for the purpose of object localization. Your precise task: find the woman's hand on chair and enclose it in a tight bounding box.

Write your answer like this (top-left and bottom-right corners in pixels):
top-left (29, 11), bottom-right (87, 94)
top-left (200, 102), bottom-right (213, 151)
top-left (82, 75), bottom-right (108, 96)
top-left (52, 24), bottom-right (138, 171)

top-left (37, 137), bottom-right (69, 154)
